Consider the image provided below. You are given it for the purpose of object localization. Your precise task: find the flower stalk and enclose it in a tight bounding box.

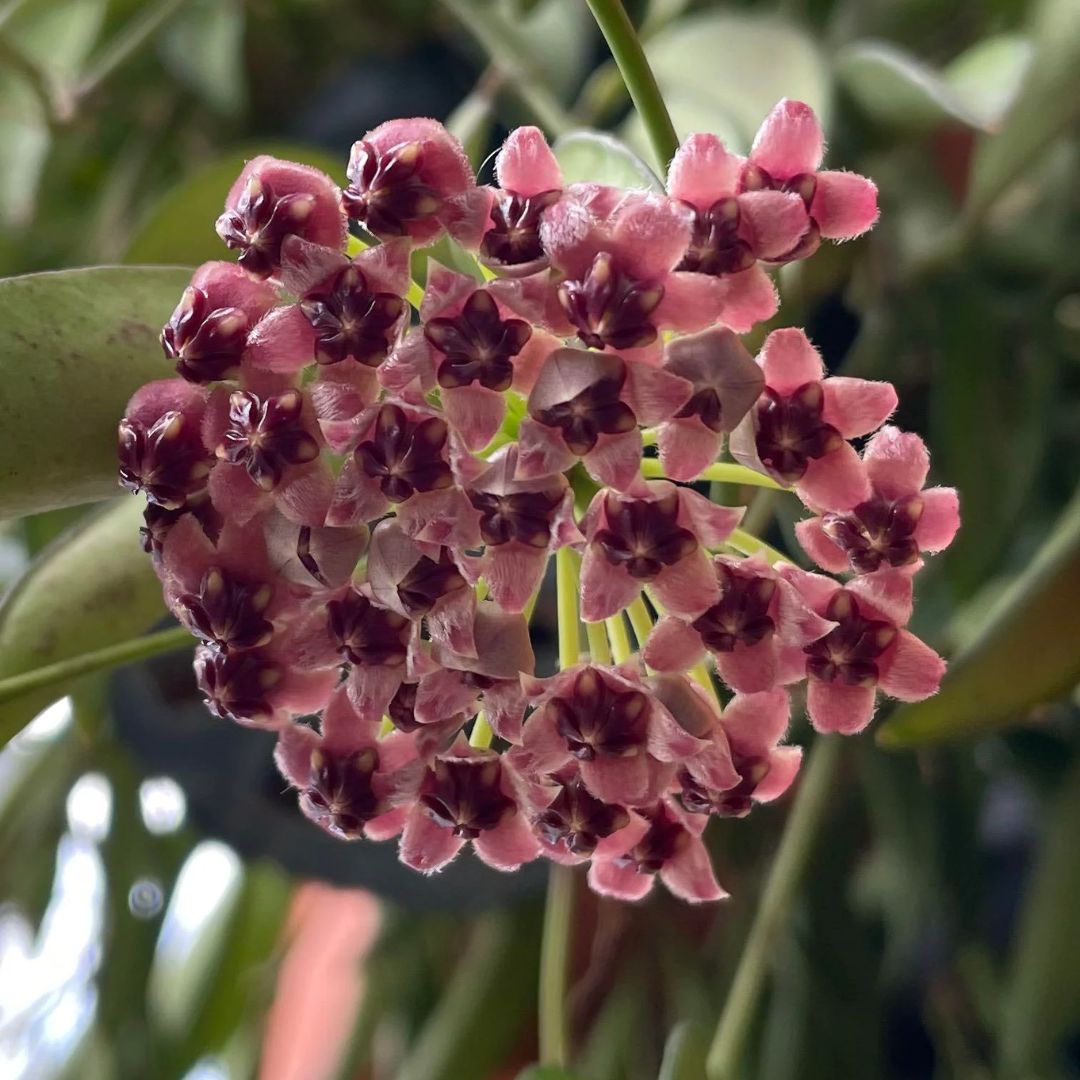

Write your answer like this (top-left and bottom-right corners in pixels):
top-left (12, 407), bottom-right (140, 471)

top-left (584, 0), bottom-right (680, 171)
top-left (705, 735), bottom-right (843, 1079)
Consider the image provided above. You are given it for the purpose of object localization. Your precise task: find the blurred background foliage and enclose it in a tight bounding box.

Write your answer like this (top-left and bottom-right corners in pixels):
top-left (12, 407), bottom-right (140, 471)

top-left (0, 0), bottom-right (1078, 1077)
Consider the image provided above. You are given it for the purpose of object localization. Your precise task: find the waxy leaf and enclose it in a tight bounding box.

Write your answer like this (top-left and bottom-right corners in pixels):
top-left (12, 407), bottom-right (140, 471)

top-left (836, 42), bottom-right (984, 132)
top-left (632, 14), bottom-right (828, 156)
top-left (878, 488), bottom-right (1080, 747)
top-left (965, 0), bottom-right (1080, 223)
top-left (0, 498), bottom-right (168, 747)
top-left (553, 130), bottom-right (663, 191)
top-left (0, 266), bottom-right (191, 518)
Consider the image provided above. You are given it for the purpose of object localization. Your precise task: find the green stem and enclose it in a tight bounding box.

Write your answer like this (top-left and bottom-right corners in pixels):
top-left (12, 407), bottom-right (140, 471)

top-left (542, 547), bottom-right (583, 1067)
top-left (640, 458), bottom-right (784, 490)
top-left (556, 547), bottom-right (581, 671)
top-left (705, 736), bottom-right (843, 1079)
top-left (726, 528), bottom-right (788, 565)
top-left (605, 613), bottom-right (633, 664)
top-left (585, 620), bottom-right (612, 664)
top-left (585, 0), bottom-right (679, 171)
top-left (440, 0), bottom-right (575, 136)
top-left (0, 626), bottom-right (193, 705)
top-left (469, 712), bottom-right (494, 749)
top-left (625, 596), bottom-right (653, 649)
top-left (539, 862), bottom-right (576, 1066)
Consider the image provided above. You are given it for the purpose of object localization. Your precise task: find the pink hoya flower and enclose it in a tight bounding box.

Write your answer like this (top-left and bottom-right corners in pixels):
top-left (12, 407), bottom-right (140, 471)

top-left (534, 184), bottom-right (735, 359)
top-left (667, 132), bottom-right (809, 331)
top-left (518, 348), bottom-right (691, 491)
top-left (274, 687), bottom-right (419, 841)
top-left (742, 99), bottom-right (880, 258)
top-left (655, 328), bottom-right (765, 482)
top-left (398, 741), bottom-right (541, 873)
top-left (517, 663), bottom-right (726, 807)
top-left (247, 236), bottom-right (411, 379)
top-left (579, 480), bottom-right (743, 623)
top-left (193, 630), bottom-right (338, 728)
top-left (326, 400), bottom-right (478, 549)
top-left (644, 553), bottom-right (833, 693)
top-left (463, 445), bottom-right (582, 613)
top-left (729, 327), bottom-right (897, 510)
top-left (205, 377), bottom-right (333, 527)
top-left (364, 519), bottom-right (476, 656)
top-left (160, 262), bottom-right (278, 384)
top-left (648, 677), bottom-right (801, 817)
top-left (259, 510), bottom-right (369, 594)
top-left (325, 584), bottom-right (426, 725)
top-left (156, 511), bottom-right (302, 651)
top-left (519, 765), bottom-right (649, 866)
top-left (343, 118), bottom-right (492, 248)
top-left (381, 264), bottom-right (560, 451)
top-left (414, 606), bottom-right (536, 742)
top-left (796, 426), bottom-right (961, 575)
top-left (118, 379), bottom-right (214, 510)
top-left (216, 155), bottom-right (347, 279)
top-left (777, 565), bottom-right (946, 734)
top-left (480, 125), bottom-right (564, 276)
top-left (588, 797), bottom-right (726, 903)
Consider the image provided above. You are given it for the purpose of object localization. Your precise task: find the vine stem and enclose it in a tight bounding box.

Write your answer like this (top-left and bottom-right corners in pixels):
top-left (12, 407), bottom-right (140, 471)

top-left (584, 0), bottom-right (679, 171)
top-left (640, 458), bottom-right (785, 491)
top-left (539, 547), bottom-right (583, 1067)
top-left (0, 625), bottom-right (193, 706)
top-left (705, 736), bottom-right (843, 1079)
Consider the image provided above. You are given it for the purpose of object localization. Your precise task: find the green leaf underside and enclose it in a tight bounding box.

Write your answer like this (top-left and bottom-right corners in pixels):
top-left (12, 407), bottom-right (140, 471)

top-left (553, 129), bottom-right (663, 190)
top-left (0, 265), bottom-right (192, 519)
top-left (0, 498), bottom-right (166, 747)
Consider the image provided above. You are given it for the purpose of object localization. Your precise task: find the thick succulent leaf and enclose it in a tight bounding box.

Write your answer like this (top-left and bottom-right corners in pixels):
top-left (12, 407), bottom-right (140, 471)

top-left (626, 14), bottom-right (828, 157)
top-left (836, 42), bottom-right (984, 132)
top-left (999, 758), bottom-right (1080, 1078)
top-left (553, 129), bottom-right (663, 191)
top-left (0, 266), bottom-right (191, 518)
top-left (944, 34), bottom-right (1033, 131)
top-left (878, 488), bottom-right (1080, 747)
top-left (0, 498), bottom-right (167, 747)
top-left (965, 0), bottom-right (1080, 223)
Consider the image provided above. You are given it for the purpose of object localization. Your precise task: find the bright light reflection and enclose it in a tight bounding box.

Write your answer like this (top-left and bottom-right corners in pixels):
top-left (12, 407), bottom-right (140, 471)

top-left (66, 774), bottom-right (113, 842)
top-left (139, 776), bottom-right (187, 835)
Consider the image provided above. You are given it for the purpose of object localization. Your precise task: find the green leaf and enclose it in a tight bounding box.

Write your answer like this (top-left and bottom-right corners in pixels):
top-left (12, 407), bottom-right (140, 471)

top-left (124, 144), bottom-right (344, 265)
top-left (0, 265), bottom-right (192, 517)
top-left (965, 0), bottom-right (1080, 224)
top-left (552, 129), bottom-right (663, 190)
top-left (659, 1020), bottom-right (710, 1080)
top-left (158, 0), bottom-right (246, 116)
top-left (943, 34), bottom-right (1032, 132)
top-left (0, 498), bottom-right (166, 747)
top-left (999, 757), bottom-right (1080, 1078)
top-left (878, 487), bottom-right (1080, 747)
top-left (4, 0), bottom-right (107, 111)
top-left (836, 42), bottom-right (983, 132)
top-left (396, 907), bottom-right (542, 1080)
top-left (0, 68), bottom-right (50, 227)
top-left (627, 13), bottom-right (828, 155)
top-left (516, 1068), bottom-right (585, 1080)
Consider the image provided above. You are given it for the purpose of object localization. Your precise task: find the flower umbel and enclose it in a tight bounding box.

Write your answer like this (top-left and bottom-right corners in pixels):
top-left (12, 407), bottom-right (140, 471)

top-left (119, 103), bottom-right (955, 905)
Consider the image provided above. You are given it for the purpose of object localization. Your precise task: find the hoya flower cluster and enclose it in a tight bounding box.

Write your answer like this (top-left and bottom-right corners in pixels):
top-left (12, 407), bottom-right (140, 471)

top-left (118, 101), bottom-right (959, 902)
